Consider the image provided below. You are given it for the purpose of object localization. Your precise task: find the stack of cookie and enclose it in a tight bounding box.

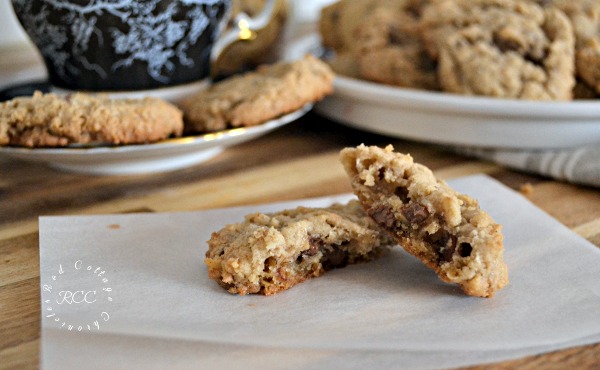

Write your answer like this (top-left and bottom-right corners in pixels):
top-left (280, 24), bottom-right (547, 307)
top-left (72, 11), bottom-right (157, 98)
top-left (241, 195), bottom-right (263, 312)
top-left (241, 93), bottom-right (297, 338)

top-left (0, 55), bottom-right (334, 148)
top-left (321, 0), bottom-right (600, 100)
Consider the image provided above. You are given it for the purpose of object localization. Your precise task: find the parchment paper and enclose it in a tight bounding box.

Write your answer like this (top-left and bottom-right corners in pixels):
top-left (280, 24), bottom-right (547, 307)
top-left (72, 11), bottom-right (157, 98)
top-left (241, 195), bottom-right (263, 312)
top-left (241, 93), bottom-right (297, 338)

top-left (39, 175), bottom-right (600, 369)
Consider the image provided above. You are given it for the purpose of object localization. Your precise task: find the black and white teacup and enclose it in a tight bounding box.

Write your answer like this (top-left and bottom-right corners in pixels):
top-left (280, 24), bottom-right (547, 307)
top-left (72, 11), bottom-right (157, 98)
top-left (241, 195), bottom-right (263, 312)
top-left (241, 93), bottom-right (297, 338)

top-left (11, 0), bottom-right (275, 98)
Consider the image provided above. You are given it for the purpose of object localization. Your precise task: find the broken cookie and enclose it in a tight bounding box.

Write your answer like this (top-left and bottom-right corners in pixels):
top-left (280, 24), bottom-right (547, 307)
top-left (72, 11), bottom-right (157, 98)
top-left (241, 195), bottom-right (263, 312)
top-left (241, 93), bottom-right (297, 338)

top-left (340, 144), bottom-right (509, 297)
top-left (205, 200), bottom-right (393, 295)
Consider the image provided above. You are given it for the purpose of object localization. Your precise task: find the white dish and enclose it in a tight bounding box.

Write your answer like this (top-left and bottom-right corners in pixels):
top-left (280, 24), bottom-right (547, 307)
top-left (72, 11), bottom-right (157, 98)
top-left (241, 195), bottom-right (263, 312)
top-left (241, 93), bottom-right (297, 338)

top-left (286, 34), bottom-right (600, 149)
top-left (0, 104), bottom-right (312, 175)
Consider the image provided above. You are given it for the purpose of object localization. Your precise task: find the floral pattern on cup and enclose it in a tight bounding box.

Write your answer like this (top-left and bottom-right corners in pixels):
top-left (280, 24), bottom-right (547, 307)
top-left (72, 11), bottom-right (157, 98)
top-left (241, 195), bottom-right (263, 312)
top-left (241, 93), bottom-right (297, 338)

top-left (12, 0), bottom-right (231, 91)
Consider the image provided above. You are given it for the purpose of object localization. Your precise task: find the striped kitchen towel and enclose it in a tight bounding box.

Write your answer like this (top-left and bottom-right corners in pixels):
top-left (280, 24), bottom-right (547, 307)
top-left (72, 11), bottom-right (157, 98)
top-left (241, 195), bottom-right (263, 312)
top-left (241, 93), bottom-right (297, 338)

top-left (459, 145), bottom-right (600, 188)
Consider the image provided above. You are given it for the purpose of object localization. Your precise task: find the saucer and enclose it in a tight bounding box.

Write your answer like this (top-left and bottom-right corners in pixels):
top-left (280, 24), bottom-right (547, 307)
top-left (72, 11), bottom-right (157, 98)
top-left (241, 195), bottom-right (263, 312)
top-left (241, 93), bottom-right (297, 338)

top-left (0, 104), bottom-right (312, 175)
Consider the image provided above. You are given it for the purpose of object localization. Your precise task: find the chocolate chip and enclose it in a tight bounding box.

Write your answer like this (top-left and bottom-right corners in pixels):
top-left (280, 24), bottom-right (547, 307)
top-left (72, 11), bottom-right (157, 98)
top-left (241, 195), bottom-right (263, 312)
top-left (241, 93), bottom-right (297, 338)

top-left (394, 186), bottom-right (409, 203)
top-left (420, 52), bottom-right (438, 72)
top-left (298, 237), bottom-right (322, 262)
top-left (305, 237), bottom-right (322, 256)
top-left (493, 32), bottom-right (522, 54)
top-left (332, 9), bottom-right (340, 21)
top-left (388, 25), bottom-right (410, 46)
top-left (368, 205), bottom-right (396, 229)
top-left (263, 257), bottom-right (275, 272)
top-left (321, 248), bottom-right (349, 270)
top-left (402, 203), bottom-right (429, 224)
top-left (426, 229), bottom-right (448, 247)
top-left (426, 229), bottom-right (457, 263)
top-left (406, 2), bottom-right (421, 18)
top-left (434, 230), bottom-right (449, 242)
top-left (440, 241), bottom-right (457, 262)
top-left (458, 242), bottom-right (473, 257)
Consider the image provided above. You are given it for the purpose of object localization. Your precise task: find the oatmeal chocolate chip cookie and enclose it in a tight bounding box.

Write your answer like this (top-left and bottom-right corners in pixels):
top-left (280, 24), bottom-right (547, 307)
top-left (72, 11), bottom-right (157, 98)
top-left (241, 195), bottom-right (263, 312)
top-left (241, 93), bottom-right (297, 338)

top-left (205, 200), bottom-right (394, 295)
top-left (319, 0), bottom-right (383, 54)
top-left (326, 51), bottom-right (362, 79)
top-left (575, 39), bottom-right (600, 94)
top-left (536, 0), bottom-right (600, 93)
top-left (354, 2), bottom-right (439, 90)
top-left (340, 144), bottom-right (508, 298)
top-left (423, 0), bottom-right (575, 99)
top-left (319, 0), bottom-right (346, 52)
top-left (0, 91), bottom-right (183, 147)
top-left (180, 55), bottom-right (334, 133)
top-left (422, 0), bottom-right (546, 60)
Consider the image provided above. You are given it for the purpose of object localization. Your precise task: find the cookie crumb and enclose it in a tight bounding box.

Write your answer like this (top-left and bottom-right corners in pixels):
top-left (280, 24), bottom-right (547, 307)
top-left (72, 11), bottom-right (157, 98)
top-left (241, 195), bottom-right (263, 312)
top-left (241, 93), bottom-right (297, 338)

top-left (520, 182), bottom-right (534, 196)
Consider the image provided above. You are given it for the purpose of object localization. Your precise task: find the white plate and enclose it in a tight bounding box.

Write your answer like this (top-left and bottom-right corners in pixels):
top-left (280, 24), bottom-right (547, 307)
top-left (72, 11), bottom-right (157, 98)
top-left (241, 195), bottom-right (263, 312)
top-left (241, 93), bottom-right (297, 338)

top-left (286, 34), bottom-right (600, 149)
top-left (0, 104), bottom-right (312, 175)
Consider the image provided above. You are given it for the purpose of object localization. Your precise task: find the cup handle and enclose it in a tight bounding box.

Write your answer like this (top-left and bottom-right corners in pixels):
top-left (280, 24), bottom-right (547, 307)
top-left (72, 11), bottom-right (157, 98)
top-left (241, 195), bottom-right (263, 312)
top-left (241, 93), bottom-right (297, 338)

top-left (210, 0), bottom-right (277, 64)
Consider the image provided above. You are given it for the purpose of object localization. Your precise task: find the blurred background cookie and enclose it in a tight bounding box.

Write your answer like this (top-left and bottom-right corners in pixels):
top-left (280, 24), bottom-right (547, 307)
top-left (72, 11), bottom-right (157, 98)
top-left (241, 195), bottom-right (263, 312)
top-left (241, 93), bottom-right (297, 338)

top-left (424, 0), bottom-right (575, 100)
top-left (319, 0), bottom-right (346, 53)
top-left (319, 0), bottom-right (438, 90)
top-left (535, 0), bottom-right (600, 94)
top-left (325, 51), bottom-right (361, 79)
top-left (354, 2), bottom-right (439, 90)
top-left (0, 92), bottom-right (183, 147)
top-left (319, 0), bottom-right (386, 54)
top-left (181, 55), bottom-right (334, 133)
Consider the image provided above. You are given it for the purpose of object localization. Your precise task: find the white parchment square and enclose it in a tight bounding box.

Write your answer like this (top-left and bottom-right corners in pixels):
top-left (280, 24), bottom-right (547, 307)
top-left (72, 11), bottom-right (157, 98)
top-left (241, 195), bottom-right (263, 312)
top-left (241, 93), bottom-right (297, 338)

top-left (39, 175), bottom-right (600, 369)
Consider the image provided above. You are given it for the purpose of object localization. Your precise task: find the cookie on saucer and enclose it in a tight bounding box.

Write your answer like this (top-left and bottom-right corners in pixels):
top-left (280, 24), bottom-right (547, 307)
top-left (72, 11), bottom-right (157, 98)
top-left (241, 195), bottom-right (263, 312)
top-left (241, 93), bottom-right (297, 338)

top-left (0, 91), bottom-right (183, 147)
top-left (180, 55), bottom-right (334, 133)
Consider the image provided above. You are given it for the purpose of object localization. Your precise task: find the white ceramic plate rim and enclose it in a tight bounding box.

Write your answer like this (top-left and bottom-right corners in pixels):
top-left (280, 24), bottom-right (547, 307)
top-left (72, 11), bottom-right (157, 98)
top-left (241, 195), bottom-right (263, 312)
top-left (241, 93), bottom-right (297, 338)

top-left (0, 104), bottom-right (312, 174)
top-left (334, 76), bottom-right (600, 119)
top-left (286, 33), bottom-right (600, 119)
top-left (1, 104), bottom-right (311, 157)
top-left (284, 34), bottom-right (600, 149)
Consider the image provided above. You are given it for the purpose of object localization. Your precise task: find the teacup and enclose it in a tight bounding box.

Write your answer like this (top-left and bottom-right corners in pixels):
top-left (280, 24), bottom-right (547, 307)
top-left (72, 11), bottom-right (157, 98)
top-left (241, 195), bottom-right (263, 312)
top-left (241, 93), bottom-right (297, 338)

top-left (11, 0), bottom-right (275, 94)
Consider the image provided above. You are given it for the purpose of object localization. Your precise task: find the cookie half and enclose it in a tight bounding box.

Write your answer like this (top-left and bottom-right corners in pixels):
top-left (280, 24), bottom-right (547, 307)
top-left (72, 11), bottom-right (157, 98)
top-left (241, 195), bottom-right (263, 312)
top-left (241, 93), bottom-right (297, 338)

top-left (205, 200), bottom-right (393, 295)
top-left (0, 91), bottom-right (183, 147)
top-left (340, 144), bottom-right (509, 298)
top-left (181, 55), bottom-right (334, 133)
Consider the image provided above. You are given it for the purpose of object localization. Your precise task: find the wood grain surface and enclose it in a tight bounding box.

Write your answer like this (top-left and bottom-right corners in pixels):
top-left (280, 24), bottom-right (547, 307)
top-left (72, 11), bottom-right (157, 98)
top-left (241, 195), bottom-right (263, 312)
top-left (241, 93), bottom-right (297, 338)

top-left (1, 114), bottom-right (599, 369)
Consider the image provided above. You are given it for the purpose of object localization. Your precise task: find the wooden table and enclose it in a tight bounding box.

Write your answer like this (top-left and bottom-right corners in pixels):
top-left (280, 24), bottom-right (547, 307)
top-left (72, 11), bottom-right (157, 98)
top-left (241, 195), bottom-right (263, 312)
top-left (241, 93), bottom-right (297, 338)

top-left (1, 112), bottom-right (599, 369)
